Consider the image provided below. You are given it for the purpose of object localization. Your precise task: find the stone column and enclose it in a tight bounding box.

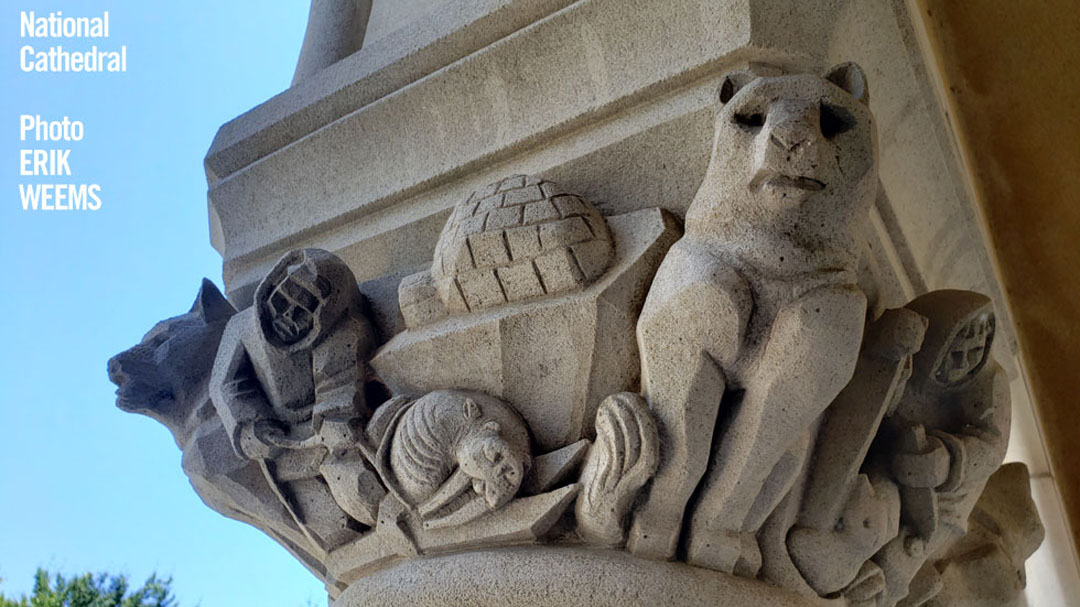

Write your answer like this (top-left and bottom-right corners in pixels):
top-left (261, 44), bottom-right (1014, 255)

top-left (114, 1), bottom-right (1060, 605)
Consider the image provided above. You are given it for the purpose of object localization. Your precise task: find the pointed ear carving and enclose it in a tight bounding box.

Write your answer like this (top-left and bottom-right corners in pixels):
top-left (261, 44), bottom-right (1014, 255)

top-left (462, 398), bottom-right (482, 421)
top-left (191, 278), bottom-right (236, 322)
top-left (825, 62), bottom-right (869, 105)
top-left (719, 70), bottom-right (755, 104)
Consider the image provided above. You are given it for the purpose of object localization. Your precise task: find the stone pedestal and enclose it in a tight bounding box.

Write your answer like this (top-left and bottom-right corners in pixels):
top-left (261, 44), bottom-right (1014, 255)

top-left (334, 547), bottom-right (829, 607)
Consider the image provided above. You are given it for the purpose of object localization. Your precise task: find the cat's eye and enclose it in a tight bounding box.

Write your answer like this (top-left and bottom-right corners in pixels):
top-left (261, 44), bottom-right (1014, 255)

top-left (820, 102), bottom-right (855, 138)
top-left (734, 111), bottom-right (765, 130)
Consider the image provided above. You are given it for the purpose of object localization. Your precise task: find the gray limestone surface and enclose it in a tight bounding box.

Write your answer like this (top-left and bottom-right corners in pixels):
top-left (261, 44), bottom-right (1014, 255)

top-left (115, 3), bottom-right (1051, 600)
top-left (333, 546), bottom-right (833, 607)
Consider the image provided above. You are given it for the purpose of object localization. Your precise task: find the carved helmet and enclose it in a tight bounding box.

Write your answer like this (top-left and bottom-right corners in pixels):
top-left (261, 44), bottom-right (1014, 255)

top-left (906, 289), bottom-right (996, 389)
top-left (255, 248), bottom-right (359, 352)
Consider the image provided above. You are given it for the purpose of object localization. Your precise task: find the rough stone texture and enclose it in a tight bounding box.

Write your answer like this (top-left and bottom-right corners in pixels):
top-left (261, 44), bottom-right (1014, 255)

top-left (424, 175), bottom-right (613, 320)
top-left (112, 1), bottom-right (1072, 602)
top-left (108, 280), bottom-right (332, 580)
top-left (292, 0), bottom-right (371, 85)
top-left (333, 547), bottom-right (831, 607)
top-left (922, 463), bottom-right (1044, 607)
top-left (114, 231), bottom-right (1041, 606)
top-left (629, 64), bottom-right (877, 575)
top-left (373, 208), bottom-right (679, 452)
top-left (363, 0), bottom-right (447, 46)
top-left (576, 393), bottom-right (658, 547)
top-left (321, 389), bottom-right (586, 585)
top-left (207, 0), bottom-right (759, 293)
top-left (117, 64), bottom-right (1047, 607)
top-left (386, 390), bottom-right (531, 511)
top-left (205, 2), bottom-right (1023, 398)
top-left (859, 290), bottom-right (1012, 606)
top-left (784, 308), bottom-right (927, 596)
top-left (209, 248), bottom-right (379, 555)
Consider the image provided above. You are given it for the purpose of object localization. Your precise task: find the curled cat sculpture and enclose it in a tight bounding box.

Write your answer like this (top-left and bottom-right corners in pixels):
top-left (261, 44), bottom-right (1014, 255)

top-left (386, 390), bottom-right (532, 515)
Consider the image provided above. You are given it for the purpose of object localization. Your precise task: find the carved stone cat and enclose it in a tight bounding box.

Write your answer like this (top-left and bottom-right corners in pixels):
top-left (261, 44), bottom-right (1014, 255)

top-left (108, 281), bottom-right (329, 576)
top-left (109, 279), bottom-right (236, 448)
top-left (387, 390), bottom-right (532, 513)
top-left (628, 63), bottom-right (877, 575)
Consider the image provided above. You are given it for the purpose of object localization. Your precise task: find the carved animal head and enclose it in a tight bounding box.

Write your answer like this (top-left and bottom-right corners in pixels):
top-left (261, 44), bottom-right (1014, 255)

top-left (457, 413), bottom-right (529, 510)
top-left (108, 280), bottom-right (237, 446)
top-left (687, 63), bottom-right (877, 254)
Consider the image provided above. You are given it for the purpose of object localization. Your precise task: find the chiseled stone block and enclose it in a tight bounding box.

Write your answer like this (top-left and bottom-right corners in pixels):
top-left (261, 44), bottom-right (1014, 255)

top-left (456, 268), bottom-right (506, 310)
top-left (496, 262), bottom-right (545, 302)
top-left (523, 200), bottom-right (560, 225)
top-left (128, 0), bottom-right (1049, 599)
top-left (468, 231), bottom-right (511, 268)
top-left (533, 248), bottom-right (584, 293)
top-left (539, 216), bottom-right (593, 250)
top-left (572, 239), bottom-right (614, 281)
top-left (485, 205), bottom-right (524, 231)
top-left (505, 225), bottom-right (542, 260)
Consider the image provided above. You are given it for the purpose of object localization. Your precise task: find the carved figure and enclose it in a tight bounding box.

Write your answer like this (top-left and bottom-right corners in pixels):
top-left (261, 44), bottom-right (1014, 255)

top-left (109, 281), bottom-right (329, 577)
top-left (210, 248), bottom-right (379, 552)
top-left (323, 390), bottom-right (584, 583)
top-left (385, 390), bottom-right (532, 514)
top-left (628, 63), bottom-right (877, 575)
top-left (399, 174), bottom-right (614, 328)
top-left (851, 290), bottom-right (1011, 606)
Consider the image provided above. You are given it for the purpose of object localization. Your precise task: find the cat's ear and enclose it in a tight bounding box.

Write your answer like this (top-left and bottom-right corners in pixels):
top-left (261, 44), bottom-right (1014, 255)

top-left (191, 278), bottom-right (236, 322)
top-left (825, 62), bottom-right (869, 105)
top-left (719, 70), bottom-right (755, 104)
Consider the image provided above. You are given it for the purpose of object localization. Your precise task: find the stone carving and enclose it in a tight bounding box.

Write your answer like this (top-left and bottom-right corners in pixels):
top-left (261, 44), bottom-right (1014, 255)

top-left (376, 201), bottom-right (680, 452)
top-left (576, 392), bottom-right (659, 546)
top-left (108, 281), bottom-right (332, 578)
top-left (386, 390), bottom-right (531, 515)
top-left (918, 463), bottom-right (1044, 607)
top-left (326, 388), bottom-right (585, 584)
top-left (110, 280), bottom-right (236, 447)
top-left (210, 248), bottom-right (379, 553)
top-left (400, 174), bottom-right (614, 329)
top-left (628, 63), bottom-right (878, 575)
top-left (848, 290), bottom-right (1011, 606)
top-left (781, 306), bottom-right (927, 597)
top-left (115, 62), bottom-right (1044, 607)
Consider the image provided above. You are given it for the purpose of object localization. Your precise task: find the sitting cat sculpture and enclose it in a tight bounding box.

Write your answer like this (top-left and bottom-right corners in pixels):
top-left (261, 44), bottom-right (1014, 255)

top-left (629, 63), bottom-right (877, 575)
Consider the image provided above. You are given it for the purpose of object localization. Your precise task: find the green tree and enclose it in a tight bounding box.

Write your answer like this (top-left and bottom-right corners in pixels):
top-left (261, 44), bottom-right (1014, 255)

top-left (0, 569), bottom-right (176, 607)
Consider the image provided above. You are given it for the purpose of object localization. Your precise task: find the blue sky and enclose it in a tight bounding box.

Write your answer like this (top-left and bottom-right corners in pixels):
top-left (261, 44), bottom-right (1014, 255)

top-left (1, 2), bottom-right (328, 605)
